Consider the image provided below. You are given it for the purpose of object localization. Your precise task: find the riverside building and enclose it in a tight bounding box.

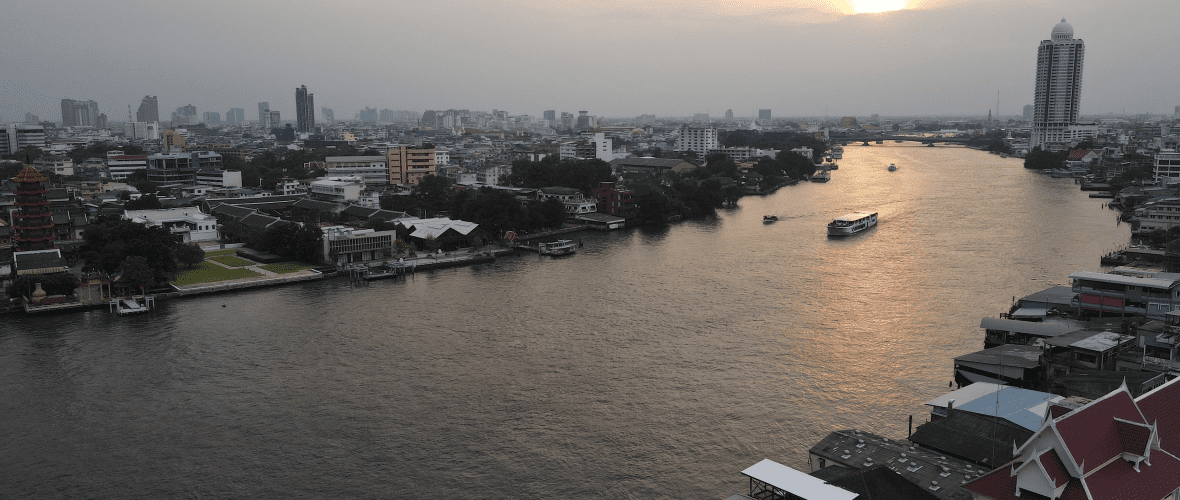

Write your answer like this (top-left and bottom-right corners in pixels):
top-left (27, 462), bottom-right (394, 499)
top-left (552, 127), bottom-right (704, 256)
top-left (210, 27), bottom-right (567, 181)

top-left (1030, 19), bottom-right (1097, 150)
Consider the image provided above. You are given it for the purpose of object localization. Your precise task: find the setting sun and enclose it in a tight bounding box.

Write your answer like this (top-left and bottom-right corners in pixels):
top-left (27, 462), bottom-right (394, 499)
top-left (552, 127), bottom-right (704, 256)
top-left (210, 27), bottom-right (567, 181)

top-left (849, 0), bottom-right (907, 13)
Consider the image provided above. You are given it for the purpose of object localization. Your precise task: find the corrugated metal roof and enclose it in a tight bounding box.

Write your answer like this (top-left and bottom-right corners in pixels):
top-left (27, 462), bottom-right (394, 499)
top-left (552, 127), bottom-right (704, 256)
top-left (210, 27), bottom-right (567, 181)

top-left (980, 317), bottom-right (1084, 338)
top-left (1069, 271), bottom-right (1178, 290)
top-left (741, 459), bottom-right (857, 500)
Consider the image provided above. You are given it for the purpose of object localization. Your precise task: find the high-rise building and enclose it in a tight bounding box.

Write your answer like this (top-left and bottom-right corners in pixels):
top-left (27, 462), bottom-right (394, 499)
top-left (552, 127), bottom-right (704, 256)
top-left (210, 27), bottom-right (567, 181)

top-left (357, 107), bottom-right (378, 122)
top-left (258, 102), bottom-right (270, 125)
top-left (322, 107), bottom-right (334, 122)
top-left (171, 104), bottom-right (197, 126)
top-left (758, 109), bottom-right (772, 121)
top-left (137, 96), bottom-right (159, 122)
top-left (676, 124), bottom-right (718, 161)
top-left (226, 108), bottom-right (245, 124)
top-left (1023, 104), bottom-right (1035, 120)
top-left (60, 99), bottom-right (100, 127)
top-left (1031, 19), bottom-right (1086, 149)
top-left (264, 111), bottom-right (281, 130)
top-left (95, 113), bottom-right (108, 129)
top-left (203, 111), bottom-right (221, 125)
top-left (380, 109), bottom-right (396, 122)
top-left (23, 112), bottom-right (39, 124)
top-left (296, 85), bottom-right (315, 133)
top-left (543, 110), bottom-right (556, 121)
top-left (724, 109), bottom-right (733, 121)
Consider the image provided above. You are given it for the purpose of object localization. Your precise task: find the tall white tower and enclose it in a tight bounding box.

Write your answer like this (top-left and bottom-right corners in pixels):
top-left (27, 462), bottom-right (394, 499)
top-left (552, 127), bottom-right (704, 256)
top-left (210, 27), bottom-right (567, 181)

top-left (1030, 19), bottom-right (1084, 149)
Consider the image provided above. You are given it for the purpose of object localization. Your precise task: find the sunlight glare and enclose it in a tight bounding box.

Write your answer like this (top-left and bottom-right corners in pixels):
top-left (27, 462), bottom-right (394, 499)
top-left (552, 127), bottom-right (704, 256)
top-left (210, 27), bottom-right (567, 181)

top-left (849, 0), bottom-right (907, 13)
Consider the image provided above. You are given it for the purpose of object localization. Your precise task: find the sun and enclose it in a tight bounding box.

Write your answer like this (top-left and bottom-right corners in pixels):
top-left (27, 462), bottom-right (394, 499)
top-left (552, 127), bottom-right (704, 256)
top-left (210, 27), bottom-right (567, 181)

top-left (848, 0), bottom-right (907, 13)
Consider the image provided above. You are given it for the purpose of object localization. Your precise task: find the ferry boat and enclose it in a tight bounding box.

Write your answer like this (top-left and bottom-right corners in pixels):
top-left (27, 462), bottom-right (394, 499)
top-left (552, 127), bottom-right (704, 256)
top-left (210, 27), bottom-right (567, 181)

top-left (763, 215), bottom-right (778, 224)
top-left (827, 212), bottom-right (878, 236)
top-left (888, 163), bottom-right (897, 171)
top-left (539, 239), bottom-right (577, 256)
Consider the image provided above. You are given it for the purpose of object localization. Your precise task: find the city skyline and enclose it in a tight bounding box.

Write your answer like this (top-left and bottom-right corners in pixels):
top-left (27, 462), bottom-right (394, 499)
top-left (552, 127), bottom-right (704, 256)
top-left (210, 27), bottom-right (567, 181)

top-left (1, 0), bottom-right (1177, 122)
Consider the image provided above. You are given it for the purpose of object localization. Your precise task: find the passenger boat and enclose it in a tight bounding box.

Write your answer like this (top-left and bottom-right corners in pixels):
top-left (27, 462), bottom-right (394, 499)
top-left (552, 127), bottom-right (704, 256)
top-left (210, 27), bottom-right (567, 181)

top-left (888, 163), bottom-right (897, 171)
top-left (763, 215), bottom-right (778, 224)
top-left (539, 239), bottom-right (577, 256)
top-left (827, 212), bottom-right (878, 236)
top-left (810, 170), bottom-right (831, 182)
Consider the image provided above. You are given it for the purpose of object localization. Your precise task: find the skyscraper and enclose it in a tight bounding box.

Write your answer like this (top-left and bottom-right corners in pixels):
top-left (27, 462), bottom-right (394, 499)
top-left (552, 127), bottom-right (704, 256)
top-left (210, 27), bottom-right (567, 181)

top-left (295, 85), bottom-right (315, 133)
top-left (60, 99), bottom-right (100, 127)
top-left (322, 107), bottom-right (334, 122)
top-left (758, 109), bottom-right (772, 121)
top-left (1031, 19), bottom-right (1085, 149)
top-left (226, 108), bottom-right (245, 124)
top-left (137, 96), bottom-right (159, 122)
top-left (258, 102), bottom-right (270, 125)
top-left (543, 110), bottom-right (556, 121)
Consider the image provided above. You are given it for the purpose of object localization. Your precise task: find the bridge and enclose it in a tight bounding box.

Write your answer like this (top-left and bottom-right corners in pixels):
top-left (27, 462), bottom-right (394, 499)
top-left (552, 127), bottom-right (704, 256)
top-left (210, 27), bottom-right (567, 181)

top-left (831, 134), bottom-right (973, 145)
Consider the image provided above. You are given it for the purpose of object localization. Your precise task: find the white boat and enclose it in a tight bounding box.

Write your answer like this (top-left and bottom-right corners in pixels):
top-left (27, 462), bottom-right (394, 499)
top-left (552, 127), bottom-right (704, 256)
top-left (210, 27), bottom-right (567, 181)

top-left (539, 239), bottom-right (577, 256)
top-left (828, 212), bottom-right (878, 236)
top-left (763, 215), bottom-right (778, 224)
top-left (888, 163), bottom-right (898, 171)
top-left (810, 170), bottom-right (831, 182)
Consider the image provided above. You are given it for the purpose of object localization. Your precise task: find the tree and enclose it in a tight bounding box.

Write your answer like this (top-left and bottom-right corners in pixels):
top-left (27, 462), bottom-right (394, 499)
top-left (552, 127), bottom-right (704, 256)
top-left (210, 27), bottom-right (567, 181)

top-left (413, 175), bottom-right (454, 217)
top-left (125, 193), bottom-right (163, 210)
top-left (636, 192), bottom-right (671, 225)
top-left (118, 256), bottom-right (156, 290)
top-left (175, 243), bottom-right (206, 269)
top-left (80, 215), bottom-right (179, 283)
top-left (1024, 147), bottom-right (1066, 170)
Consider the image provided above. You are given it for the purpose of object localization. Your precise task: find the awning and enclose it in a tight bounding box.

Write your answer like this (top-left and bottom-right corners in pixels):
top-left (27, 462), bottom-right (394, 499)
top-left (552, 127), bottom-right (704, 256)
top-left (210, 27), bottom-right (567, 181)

top-left (1010, 307), bottom-right (1049, 319)
top-left (957, 369), bottom-right (1007, 385)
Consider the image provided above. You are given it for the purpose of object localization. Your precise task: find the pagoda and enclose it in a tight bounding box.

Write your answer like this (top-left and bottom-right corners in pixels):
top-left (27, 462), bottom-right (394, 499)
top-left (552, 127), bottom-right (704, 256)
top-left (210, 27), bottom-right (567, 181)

top-left (12, 165), bottom-right (56, 252)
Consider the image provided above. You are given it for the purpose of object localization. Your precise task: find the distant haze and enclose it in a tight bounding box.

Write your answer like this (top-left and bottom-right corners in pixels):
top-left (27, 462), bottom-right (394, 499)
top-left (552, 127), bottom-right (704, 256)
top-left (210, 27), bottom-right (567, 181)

top-left (2, 0), bottom-right (1177, 122)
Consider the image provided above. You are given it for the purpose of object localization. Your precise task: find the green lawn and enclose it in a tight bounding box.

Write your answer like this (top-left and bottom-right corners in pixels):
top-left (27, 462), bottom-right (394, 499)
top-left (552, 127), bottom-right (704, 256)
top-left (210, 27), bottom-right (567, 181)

top-left (173, 262), bottom-right (262, 286)
top-left (260, 263), bottom-right (315, 274)
top-left (209, 255), bottom-right (257, 267)
top-left (203, 248), bottom-right (241, 257)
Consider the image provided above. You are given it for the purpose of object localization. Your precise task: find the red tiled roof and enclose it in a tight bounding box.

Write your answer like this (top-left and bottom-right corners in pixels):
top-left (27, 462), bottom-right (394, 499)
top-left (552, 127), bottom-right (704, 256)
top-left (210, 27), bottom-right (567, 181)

top-left (1059, 480), bottom-right (1088, 500)
top-left (1137, 377), bottom-right (1180, 452)
top-left (1048, 404), bottom-right (1074, 419)
top-left (961, 464), bottom-right (1019, 499)
top-left (12, 165), bottom-right (48, 183)
top-left (1084, 451), bottom-right (1180, 500)
top-left (1039, 449), bottom-right (1070, 487)
top-left (1115, 419), bottom-right (1152, 456)
top-left (1054, 390), bottom-right (1146, 473)
top-left (1068, 149), bottom-right (1092, 160)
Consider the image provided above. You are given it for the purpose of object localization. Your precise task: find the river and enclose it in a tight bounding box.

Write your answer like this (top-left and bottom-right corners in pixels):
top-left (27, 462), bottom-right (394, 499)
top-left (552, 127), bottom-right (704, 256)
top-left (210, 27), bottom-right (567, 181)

top-left (0, 143), bottom-right (1130, 498)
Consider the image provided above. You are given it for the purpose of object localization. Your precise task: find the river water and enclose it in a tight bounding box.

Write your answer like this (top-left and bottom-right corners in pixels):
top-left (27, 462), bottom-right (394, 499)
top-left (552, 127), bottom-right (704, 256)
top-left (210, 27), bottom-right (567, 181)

top-left (1, 143), bottom-right (1130, 499)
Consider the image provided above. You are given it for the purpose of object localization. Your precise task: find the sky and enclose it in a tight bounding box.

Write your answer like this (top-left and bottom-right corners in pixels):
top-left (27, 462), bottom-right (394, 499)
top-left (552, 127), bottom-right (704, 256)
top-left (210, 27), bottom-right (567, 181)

top-left (1, 0), bottom-right (1177, 123)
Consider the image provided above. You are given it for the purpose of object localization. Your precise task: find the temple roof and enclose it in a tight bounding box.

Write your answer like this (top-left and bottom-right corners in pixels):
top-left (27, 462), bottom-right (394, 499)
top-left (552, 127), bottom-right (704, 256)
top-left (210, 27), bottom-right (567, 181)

top-left (12, 166), bottom-right (48, 184)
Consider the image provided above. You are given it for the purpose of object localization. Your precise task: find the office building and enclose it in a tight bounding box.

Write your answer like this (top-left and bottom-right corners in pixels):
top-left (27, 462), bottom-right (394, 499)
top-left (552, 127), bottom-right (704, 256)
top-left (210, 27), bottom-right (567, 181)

top-left (1030, 19), bottom-right (1089, 149)
top-left (258, 102), bottom-right (270, 125)
top-left (322, 107), bottom-right (334, 122)
top-left (60, 99), bottom-right (100, 127)
top-left (758, 109), bottom-right (772, 121)
top-left (725, 109), bottom-right (733, 121)
top-left (357, 107), bottom-right (378, 122)
top-left (1023, 104), bottom-right (1035, 120)
top-left (226, 108), bottom-right (245, 125)
top-left (162, 129), bottom-right (185, 152)
top-left (544, 110), bottom-right (556, 121)
top-left (171, 104), bottom-right (197, 126)
top-left (203, 111), bottom-right (221, 125)
top-left (124, 121), bottom-right (160, 141)
top-left (95, 113), bottom-right (108, 129)
top-left (137, 96), bottom-right (159, 122)
top-left (24, 112), bottom-right (39, 124)
top-left (1, 124), bottom-right (47, 155)
top-left (325, 156), bottom-right (388, 185)
top-left (296, 85), bottom-right (314, 133)
top-left (146, 151), bottom-right (223, 184)
top-left (576, 111), bottom-right (596, 130)
top-left (386, 145), bottom-right (436, 185)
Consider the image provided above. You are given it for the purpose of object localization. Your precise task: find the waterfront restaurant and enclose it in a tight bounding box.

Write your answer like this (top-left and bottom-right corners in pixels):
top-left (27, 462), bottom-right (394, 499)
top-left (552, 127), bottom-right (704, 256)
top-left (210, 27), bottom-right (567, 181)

top-left (1069, 270), bottom-right (1180, 321)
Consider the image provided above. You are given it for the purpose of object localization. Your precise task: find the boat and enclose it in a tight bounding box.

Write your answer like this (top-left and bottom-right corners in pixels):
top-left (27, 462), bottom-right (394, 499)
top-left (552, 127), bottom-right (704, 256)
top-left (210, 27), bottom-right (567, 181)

top-left (539, 239), bottom-right (577, 256)
top-left (810, 170), bottom-right (831, 182)
top-left (111, 295), bottom-right (153, 315)
top-left (894, 140), bottom-right (904, 143)
top-left (875, 140), bottom-right (884, 144)
top-left (828, 212), bottom-right (878, 236)
top-left (888, 163), bottom-right (897, 171)
top-left (832, 146), bottom-right (843, 160)
top-left (763, 215), bottom-right (778, 224)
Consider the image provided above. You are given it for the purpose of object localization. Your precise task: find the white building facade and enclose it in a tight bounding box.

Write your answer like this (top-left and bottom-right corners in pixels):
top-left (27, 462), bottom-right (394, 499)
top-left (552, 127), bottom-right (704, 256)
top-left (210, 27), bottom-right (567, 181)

top-left (676, 124), bottom-right (718, 160)
top-left (325, 155), bottom-right (388, 186)
top-left (1030, 19), bottom-right (1090, 150)
top-left (125, 208), bottom-right (219, 243)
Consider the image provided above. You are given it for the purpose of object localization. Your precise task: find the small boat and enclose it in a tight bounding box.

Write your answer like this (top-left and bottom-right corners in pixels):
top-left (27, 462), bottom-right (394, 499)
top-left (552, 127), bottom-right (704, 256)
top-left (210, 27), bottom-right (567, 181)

top-left (888, 163), bottom-right (897, 171)
top-left (894, 140), bottom-right (903, 143)
top-left (828, 212), bottom-right (878, 236)
top-left (111, 296), bottom-right (152, 315)
top-left (763, 215), bottom-right (778, 224)
top-left (539, 239), bottom-right (577, 256)
top-left (875, 140), bottom-right (884, 144)
top-left (811, 170), bottom-right (831, 182)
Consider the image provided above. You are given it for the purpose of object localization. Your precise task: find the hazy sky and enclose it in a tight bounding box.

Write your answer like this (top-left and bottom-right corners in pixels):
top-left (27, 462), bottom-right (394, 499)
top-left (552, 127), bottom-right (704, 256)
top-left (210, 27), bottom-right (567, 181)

top-left (2, 0), bottom-right (1177, 122)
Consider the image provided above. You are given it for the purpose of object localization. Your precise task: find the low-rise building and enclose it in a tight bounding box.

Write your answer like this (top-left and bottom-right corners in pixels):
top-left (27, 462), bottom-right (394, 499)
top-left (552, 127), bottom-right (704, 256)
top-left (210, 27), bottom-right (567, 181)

top-left (1070, 269), bottom-right (1180, 320)
top-left (308, 178), bottom-right (363, 203)
top-left (106, 155), bottom-right (148, 181)
top-left (1152, 150), bottom-right (1180, 184)
top-left (538, 186), bottom-right (597, 215)
top-left (320, 225), bottom-right (394, 265)
top-left (325, 155), bottom-right (388, 186)
top-left (124, 207), bottom-right (219, 243)
top-left (194, 169), bottom-right (243, 189)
